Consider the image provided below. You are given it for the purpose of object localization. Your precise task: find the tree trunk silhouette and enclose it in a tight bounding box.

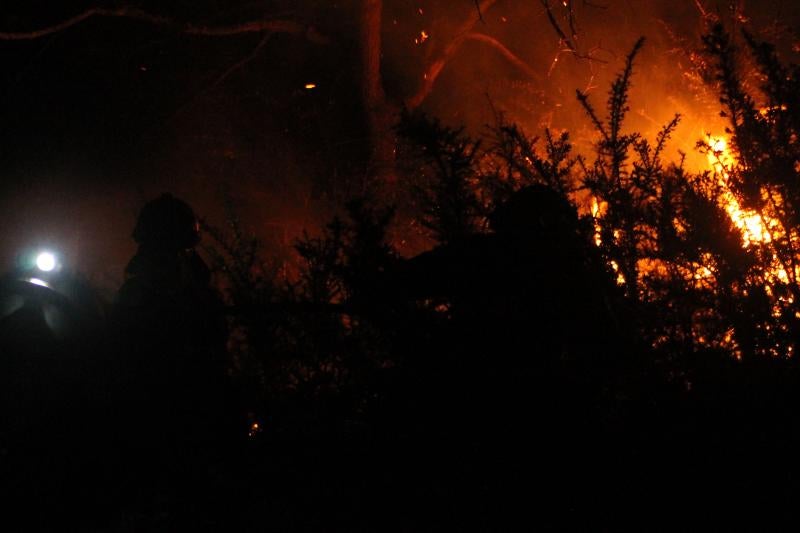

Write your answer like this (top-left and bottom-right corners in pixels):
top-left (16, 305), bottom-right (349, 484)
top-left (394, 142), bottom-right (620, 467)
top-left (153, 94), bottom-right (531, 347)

top-left (2, 2), bottom-right (535, 188)
top-left (359, 0), bottom-right (399, 184)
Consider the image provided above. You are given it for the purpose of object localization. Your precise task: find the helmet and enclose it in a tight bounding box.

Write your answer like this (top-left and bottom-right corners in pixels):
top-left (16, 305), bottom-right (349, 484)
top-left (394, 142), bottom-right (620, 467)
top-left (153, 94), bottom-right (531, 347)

top-left (132, 193), bottom-right (200, 250)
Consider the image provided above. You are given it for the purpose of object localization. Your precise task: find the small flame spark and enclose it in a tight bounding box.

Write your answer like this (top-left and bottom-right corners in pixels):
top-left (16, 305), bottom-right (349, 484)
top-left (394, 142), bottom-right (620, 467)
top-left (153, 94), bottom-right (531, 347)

top-left (610, 260), bottom-right (625, 286)
top-left (590, 197), bottom-right (603, 246)
top-left (248, 421), bottom-right (262, 438)
top-left (759, 104), bottom-right (788, 117)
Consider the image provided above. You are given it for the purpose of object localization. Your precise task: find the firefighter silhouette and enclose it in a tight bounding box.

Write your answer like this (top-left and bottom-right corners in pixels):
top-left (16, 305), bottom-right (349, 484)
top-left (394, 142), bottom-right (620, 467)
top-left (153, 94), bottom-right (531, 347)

top-left (115, 193), bottom-right (229, 514)
top-left (117, 192), bottom-right (225, 366)
top-left (399, 184), bottom-right (624, 361)
top-left (388, 185), bottom-right (635, 517)
top-left (390, 182), bottom-right (635, 454)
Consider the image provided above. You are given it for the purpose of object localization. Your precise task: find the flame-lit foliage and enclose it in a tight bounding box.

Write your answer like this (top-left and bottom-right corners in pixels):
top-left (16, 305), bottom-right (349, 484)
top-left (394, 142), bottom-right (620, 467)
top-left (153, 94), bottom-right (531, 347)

top-left (397, 107), bottom-right (583, 247)
top-left (571, 26), bottom-right (800, 361)
top-left (168, 24), bottom-right (800, 528)
top-left (487, 119), bottom-right (577, 200)
top-left (197, 22), bottom-right (800, 482)
top-left (699, 24), bottom-right (800, 356)
top-left (201, 201), bottom-right (284, 408)
top-left (576, 38), bottom-right (743, 357)
top-left (396, 110), bottom-right (486, 245)
top-left (204, 194), bottom-right (405, 429)
top-left (394, 28), bottom-right (800, 364)
top-left (295, 219), bottom-right (347, 306)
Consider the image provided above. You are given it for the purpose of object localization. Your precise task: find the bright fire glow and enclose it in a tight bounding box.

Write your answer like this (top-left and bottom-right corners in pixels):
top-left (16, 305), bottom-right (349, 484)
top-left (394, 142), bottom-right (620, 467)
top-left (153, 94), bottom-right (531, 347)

top-left (591, 197), bottom-right (603, 246)
top-left (705, 136), bottom-right (770, 246)
top-left (705, 132), bottom-right (798, 354)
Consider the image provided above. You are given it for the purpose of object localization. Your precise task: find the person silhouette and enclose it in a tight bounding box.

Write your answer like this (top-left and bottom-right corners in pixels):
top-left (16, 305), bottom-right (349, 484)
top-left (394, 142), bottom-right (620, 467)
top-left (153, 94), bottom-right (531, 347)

top-left (114, 193), bottom-right (229, 523)
top-left (385, 185), bottom-right (638, 526)
top-left (397, 183), bottom-right (624, 363)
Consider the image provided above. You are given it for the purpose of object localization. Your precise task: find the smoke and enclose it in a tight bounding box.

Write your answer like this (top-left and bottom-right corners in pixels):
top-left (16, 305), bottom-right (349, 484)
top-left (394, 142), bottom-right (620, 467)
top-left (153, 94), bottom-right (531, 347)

top-left (0, 0), bottom-right (798, 294)
top-left (407, 0), bottom-right (799, 166)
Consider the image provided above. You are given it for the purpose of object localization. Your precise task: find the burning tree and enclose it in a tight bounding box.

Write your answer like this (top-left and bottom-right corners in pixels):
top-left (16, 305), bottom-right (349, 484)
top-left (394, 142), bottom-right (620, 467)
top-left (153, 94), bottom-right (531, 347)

top-left (394, 21), bottom-right (800, 366)
top-left (700, 24), bottom-right (800, 356)
top-left (574, 24), bottom-right (800, 361)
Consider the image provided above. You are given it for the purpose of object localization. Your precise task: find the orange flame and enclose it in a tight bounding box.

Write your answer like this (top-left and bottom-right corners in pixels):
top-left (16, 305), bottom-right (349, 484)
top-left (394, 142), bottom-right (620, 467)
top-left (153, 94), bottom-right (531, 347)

top-left (705, 135), bottom-right (770, 246)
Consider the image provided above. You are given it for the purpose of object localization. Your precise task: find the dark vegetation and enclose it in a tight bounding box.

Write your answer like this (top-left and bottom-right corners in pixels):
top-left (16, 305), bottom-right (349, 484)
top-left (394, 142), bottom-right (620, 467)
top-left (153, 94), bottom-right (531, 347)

top-left (6, 23), bottom-right (800, 530)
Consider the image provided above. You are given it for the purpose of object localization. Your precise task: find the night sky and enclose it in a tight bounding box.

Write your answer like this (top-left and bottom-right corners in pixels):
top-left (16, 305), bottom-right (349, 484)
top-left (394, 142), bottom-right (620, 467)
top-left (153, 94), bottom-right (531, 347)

top-left (1, 1), bottom-right (799, 290)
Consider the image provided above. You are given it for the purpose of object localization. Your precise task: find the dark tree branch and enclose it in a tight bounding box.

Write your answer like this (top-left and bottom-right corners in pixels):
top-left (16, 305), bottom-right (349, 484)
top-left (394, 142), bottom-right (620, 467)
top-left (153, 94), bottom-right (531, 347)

top-left (171, 32), bottom-right (274, 120)
top-left (541, 0), bottom-right (576, 51)
top-left (541, 0), bottom-right (609, 69)
top-left (208, 33), bottom-right (273, 90)
top-left (406, 0), bottom-right (500, 109)
top-left (464, 33), bottom-right (542, 81)
top-left (406, 31), bottom-right (539, 109)
top-left (693, 0), bottom-right (708, 18)
top-left (0, 6), bottom-right (329, 44)
top-left (566, 1), bottom-right (579, 40)
top-left (474, 0), bottom-right (486, 23)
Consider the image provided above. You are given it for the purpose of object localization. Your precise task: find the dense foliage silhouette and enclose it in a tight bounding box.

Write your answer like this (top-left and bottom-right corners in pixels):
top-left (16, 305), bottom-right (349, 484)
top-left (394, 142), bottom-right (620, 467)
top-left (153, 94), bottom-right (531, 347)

top-left (6, 23), bottom-right (800, 530)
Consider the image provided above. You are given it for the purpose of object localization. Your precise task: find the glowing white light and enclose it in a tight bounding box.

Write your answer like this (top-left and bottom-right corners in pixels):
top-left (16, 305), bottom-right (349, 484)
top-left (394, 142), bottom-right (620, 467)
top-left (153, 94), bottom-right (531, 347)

top-left (36, 252), bottom-right (56, 272)
top-left (28, 278), bottom-right (49, 288)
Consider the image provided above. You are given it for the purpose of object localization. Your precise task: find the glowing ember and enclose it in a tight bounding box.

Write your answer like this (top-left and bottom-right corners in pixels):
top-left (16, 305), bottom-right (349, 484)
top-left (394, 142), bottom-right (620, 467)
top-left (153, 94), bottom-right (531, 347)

top-left (610, 260), bottom-right (625, 286)
top-left (304, 83), bottom-right (317, 90)
top-left (759, 104), bottom-right (788, 117)
top-left (248, 421), bottom-right (262, 438)
top-left (414, 30), bottom-right (429, 45)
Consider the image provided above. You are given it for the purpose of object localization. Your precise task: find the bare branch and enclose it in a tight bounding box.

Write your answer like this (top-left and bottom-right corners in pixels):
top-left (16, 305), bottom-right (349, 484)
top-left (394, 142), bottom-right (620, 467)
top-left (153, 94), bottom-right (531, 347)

top-left (406, 31), bottom-right (538, 109)
top-left (541, 0), bottom-right (609, 72)
top-left (693, 0), bottom-right (708, 18)
top-left (566, 1), bottom-right (579, 40)
top-left (0, 6), bottom-right (329, 44)
top-left (210, 32), bottom-right (272, 89)
top-left (171, 32), bottom-right (274, 120)
top-left (541, 0), bottom-right (576, 52)
top-left (474, 0), bottom-right (485, 24)
top-left (0, 8), bottom-right (105, 40)
top-left (454, 0), bottom-right (499, 42)
top-left (406, 0), bottom-right (499, 109)
top-left (465, 33), bottom-right (542, 81)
